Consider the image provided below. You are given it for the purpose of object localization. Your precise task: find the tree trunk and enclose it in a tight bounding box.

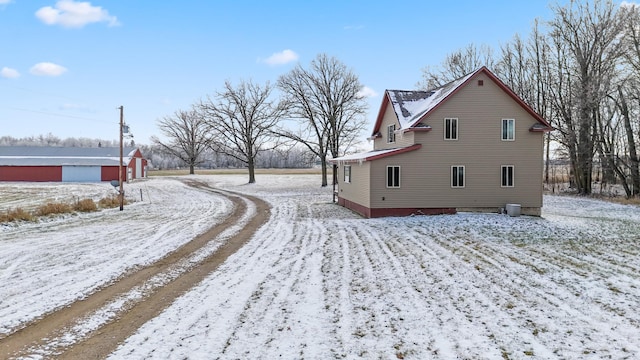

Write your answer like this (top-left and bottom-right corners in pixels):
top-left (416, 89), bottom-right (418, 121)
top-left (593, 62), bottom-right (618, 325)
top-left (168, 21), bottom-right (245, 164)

top-left (575, 94), bottom-right (594, 194)
top-left (189, 163), bottom-right (195, 175)
top-left (618, 86), bottom-right (640, 196)
top-left (320, 157), bottom-right (328, 187)
top-left (248, 158), bottom-right (256, 184)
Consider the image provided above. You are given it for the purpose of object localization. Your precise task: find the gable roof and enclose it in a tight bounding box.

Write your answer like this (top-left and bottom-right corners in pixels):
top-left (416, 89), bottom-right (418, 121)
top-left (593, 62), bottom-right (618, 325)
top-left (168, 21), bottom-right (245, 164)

top-left (0, 146), bottom-right (140, 167)
top-left (371, 66), bottom-right (552, 136)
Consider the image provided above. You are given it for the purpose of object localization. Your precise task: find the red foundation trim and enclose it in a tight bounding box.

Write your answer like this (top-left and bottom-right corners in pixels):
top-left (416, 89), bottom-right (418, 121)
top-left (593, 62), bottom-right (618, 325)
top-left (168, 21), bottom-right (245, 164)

top-left (337, 196), bottom-right (456, 218)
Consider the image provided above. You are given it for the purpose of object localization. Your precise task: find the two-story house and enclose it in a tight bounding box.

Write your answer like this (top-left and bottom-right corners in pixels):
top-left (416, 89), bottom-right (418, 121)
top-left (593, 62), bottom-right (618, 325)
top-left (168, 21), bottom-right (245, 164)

top-left (331, 67), bottom-right (552, 218)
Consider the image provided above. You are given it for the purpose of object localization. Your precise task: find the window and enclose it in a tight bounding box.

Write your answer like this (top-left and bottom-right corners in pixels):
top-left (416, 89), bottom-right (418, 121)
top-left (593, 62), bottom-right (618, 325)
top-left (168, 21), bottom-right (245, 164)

top-left (444, 118), bottom-right (458, 140)
top-left (344, 165), bottom-right (351, 183)
top-left (387, 166), bottom-right (400, 188)
top-left (502, 119), bottom-right (515, 141)
top-left (451, 165), bottom-right (465, 188)
top-left (387, 124), bottom-right (396, 143)
top-left (501, 165), bottom-right (514, 187)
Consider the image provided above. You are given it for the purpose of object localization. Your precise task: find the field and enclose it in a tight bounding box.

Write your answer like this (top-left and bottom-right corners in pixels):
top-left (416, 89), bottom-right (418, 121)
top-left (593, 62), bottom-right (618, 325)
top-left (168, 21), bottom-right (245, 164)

top-left (1, 174), bottom-right (640, 359)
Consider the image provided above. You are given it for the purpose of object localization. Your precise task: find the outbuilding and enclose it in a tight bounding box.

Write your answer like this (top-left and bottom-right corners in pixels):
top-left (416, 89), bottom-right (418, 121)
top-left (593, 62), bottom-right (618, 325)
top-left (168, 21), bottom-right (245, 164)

top-left (0, 146), bottom-right (147, 182)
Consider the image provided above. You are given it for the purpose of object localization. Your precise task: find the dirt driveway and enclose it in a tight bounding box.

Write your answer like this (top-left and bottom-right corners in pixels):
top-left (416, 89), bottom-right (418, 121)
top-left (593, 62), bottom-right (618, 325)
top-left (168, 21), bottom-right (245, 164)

top-left (0, 180), bottom-right (270, 359)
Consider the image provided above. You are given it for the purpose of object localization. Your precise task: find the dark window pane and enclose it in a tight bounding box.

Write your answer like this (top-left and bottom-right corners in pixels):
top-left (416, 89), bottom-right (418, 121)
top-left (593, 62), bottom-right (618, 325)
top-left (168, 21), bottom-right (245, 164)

top-left (394, 167), bottom-right (400, 186)
top-left (452, 167), bottom-right (458, 187)
top-left (452, 119), bottom-right (457, 139)
top-left (502, 166), bottom-right (507, 186)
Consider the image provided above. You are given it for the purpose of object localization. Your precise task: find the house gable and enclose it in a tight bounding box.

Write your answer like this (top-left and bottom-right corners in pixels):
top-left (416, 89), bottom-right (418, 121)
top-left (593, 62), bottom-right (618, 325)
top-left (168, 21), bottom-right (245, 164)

top-left (370, 67), bottom-right (552, 138)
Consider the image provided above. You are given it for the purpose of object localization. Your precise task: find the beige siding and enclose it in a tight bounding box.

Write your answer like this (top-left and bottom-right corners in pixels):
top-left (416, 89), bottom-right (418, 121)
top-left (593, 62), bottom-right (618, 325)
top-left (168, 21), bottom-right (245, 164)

top-left (374, 105), bottom-right (414, 150)
top-left (337, 161), bottom-right (370, 207)
top-left (370, 73), bottom-right (544, 210)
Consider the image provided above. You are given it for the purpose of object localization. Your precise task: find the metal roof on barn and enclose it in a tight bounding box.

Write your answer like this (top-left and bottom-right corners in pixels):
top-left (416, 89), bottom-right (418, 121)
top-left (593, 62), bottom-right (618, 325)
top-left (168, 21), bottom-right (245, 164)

top-left (0, 146), bottom-right (139, 167)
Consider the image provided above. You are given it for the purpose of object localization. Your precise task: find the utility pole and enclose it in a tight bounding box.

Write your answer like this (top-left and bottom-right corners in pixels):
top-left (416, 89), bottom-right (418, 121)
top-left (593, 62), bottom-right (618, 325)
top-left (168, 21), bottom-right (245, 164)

top-left (118, 106), bottom-right (124, 211)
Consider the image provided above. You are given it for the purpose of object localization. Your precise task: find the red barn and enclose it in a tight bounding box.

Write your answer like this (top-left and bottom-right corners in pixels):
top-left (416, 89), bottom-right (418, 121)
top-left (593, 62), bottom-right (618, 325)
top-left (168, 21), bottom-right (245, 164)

top-left (0, 146), bottom-right (147, 182)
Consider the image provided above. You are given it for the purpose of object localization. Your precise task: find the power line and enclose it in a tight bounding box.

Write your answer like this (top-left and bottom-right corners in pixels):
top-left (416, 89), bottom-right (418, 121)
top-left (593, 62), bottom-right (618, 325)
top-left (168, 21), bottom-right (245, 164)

top-left (5, 106), bottom-right (114, 124)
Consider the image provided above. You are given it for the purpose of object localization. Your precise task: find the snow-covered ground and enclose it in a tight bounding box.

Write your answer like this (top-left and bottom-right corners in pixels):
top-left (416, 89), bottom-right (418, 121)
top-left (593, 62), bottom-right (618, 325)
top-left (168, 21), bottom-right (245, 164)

top-left (2, 175), bottom-right (640, 359)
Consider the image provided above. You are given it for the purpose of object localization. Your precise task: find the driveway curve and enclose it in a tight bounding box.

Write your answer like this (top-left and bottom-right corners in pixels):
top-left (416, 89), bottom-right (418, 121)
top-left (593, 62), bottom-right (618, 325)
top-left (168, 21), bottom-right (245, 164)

top-left (0, 179), bottom-right (270, 360)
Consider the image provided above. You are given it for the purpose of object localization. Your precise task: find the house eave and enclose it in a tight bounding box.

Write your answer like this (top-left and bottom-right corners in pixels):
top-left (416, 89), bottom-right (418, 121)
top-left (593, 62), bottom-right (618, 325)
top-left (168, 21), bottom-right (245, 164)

top-left (367, 132), bottom-right (382, 140)
top-left (529, 125), bottom-right (554, 133)
top-left (331, 144), bottom-right (422, 164)
top-left (404, 126), bottom-right (432, 133)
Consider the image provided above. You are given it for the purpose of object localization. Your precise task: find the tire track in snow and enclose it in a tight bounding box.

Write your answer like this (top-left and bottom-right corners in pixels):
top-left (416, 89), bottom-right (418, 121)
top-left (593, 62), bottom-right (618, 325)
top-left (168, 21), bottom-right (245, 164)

top-left (433, 236), bottom-right (584, 356)
top-left (409, 220), bottom-right (640, 358)
top-left (389, 222), bottom-right (513, 358)
top-left (218, 199), bottom-right (331, 359)
top-left (0, 180), bottom-right (270, 359)
top-left (459, 234), bottom-right (640, 333)
top-left (320, 216), bottom-right (355, 359)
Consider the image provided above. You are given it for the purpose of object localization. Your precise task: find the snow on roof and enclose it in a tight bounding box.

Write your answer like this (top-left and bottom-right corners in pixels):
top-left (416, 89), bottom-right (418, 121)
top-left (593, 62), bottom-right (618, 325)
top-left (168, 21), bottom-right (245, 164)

top-left (0, 146), bottom-right (138, 157)
top-left (0, 146), bottom-right (139, 167)
top-left (330, 144), bottom-right (421, 163)
top-left (0, 157), bottom-right (124, 166)
top-left (388, 71), bottom-right (476, 130)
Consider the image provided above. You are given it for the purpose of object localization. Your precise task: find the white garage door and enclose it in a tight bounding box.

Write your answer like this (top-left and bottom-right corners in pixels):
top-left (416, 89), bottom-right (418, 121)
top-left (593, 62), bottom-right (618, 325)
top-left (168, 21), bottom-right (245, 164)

top-left (62, 166), bottom-right (102, 182)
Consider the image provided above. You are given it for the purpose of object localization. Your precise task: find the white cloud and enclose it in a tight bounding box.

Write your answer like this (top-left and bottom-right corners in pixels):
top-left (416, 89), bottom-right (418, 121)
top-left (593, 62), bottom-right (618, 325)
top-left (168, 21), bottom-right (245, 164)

top-left (30, 62), bottom-right (68, 76)
top-left (35, 0), bottom-right (119, 28)
top-left (260, 49), bottom-right (299, 66)
top-left (0, 0), bottom-right (13, 5)
top-left (357, 86), bottom-right (378, 98)
top-left (344, 25), bottom-right (364, 30)
top-left (1, 67), bottom-right (20, 78)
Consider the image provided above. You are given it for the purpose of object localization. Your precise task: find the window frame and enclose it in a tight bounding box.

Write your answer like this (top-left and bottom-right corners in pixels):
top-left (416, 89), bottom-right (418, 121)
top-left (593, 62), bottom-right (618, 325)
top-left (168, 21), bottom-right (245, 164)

top-left (386, 165), bottom-right (401, 188)
top-left (344, 165), bottom-right (351, 183)
top-left (451, 165), bottom-right (465, 188)
top-left (501, 165), bottom-right (514, 187)
top-left (444, 117), bottom-right (458, 140)
top-left (387, 124), bottom-right (396, 143)
top-left (501, 118), bottom-right (515, 141)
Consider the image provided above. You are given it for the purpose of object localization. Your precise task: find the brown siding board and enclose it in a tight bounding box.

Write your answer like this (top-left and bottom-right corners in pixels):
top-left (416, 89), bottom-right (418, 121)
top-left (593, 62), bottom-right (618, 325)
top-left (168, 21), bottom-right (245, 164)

top-left (336, 162), bottom-right (371, 207)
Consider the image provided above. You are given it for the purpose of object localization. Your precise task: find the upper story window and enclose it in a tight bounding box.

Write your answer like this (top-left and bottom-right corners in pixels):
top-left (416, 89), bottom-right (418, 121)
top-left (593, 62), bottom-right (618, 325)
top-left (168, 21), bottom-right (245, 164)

top-left (451, 165), bottom-right (465, 188)
top-left (444, 118), bottom-right (458, 140)
top-left (344, 165), bottom-right (351, 183)
top-left (502, 119), bottom-right (515, 141)
top-left (387, 166), bottom-right (400, 188)
top-left (387, 124), bottom-right (396, 143)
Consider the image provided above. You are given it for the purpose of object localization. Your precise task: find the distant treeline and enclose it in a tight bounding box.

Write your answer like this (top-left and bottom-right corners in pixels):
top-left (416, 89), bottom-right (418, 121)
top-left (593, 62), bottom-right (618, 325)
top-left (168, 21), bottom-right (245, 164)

top-left (0, 134), bottom-right (317, 170)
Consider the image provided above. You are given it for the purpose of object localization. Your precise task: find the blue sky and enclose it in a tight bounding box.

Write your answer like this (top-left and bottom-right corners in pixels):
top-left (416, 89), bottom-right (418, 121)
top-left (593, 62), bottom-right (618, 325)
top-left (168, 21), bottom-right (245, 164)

top-left (1, 0), bottom-right (565, 145)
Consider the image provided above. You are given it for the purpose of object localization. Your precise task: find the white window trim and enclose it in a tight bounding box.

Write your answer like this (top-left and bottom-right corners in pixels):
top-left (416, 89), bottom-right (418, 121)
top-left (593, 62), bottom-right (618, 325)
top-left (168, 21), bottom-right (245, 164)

top-left (387, 124), bottom-right (396, 144)
top-left (451, 165), bottom-right (465, 188)
top-left (502, 118), bottom-right (515, 141)
top-left (344, 165), bottom-right (351, 183)
top-left (386, 165), bottom-right (401, 188)
top-left (444, 117), bottom-right (458, 141)
top-left (501, 165), bottom-right (515, 188)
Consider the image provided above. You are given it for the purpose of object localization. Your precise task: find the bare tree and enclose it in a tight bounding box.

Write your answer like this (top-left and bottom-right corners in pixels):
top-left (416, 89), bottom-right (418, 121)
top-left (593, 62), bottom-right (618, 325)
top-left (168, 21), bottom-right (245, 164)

top-left (617, 3), bottom-right (640, 196)
top-left (200, 80), bottom-right (285, 184)
top-left (277, 53), bottom-right (368, 187)
top-left (548, 0), bottom-right (627, 194)
top-left (152, 109), bottom-right (213, 174)
top-left (418, 43), bottom-right (496, 89)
